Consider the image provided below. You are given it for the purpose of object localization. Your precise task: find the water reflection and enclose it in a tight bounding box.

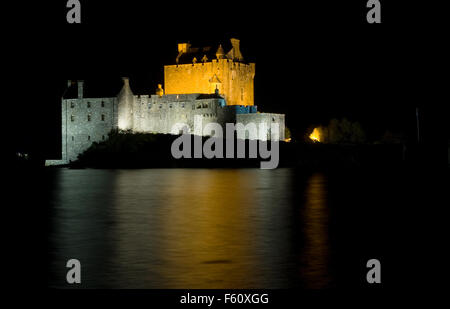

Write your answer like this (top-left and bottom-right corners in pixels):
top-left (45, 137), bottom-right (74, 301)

top-left (48, 170), bottom-right (118, 287)
top-left (299, 173), bottom-right (331, 288)
top-left (49, 169), bottom-right (295, 288)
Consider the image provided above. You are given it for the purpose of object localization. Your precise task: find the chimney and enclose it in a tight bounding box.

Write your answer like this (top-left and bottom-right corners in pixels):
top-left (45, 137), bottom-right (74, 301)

top-left (228, 38), bottom-right (244, 61)
top-left (77, 80), bottom-right (84, 99)
top-left (230, 38), bottom-right (240, 50)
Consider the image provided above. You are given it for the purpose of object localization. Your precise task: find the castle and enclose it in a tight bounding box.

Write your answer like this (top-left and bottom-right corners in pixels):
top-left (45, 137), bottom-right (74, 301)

top-left (46, 39), bottom-right (285, 165)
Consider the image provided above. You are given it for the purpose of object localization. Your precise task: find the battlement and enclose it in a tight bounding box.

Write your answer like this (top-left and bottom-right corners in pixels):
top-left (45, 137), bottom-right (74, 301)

top-left (175, 38), bottom-right (245, 65)
top-left (150, 93), bottom-right (202, 102)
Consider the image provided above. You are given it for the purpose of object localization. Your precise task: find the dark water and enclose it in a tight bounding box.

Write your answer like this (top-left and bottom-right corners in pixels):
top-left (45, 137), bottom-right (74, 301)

top-left (44, 167), bottom-right (433, 288)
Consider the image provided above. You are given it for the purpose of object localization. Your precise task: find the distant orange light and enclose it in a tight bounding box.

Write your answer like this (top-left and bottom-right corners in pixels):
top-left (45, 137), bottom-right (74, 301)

top-left (309, 128), bottom-right (320, 142)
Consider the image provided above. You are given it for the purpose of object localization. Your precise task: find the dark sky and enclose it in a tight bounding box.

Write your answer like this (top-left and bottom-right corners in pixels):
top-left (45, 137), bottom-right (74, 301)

top-left (8, 1), bottom-right (445, 157)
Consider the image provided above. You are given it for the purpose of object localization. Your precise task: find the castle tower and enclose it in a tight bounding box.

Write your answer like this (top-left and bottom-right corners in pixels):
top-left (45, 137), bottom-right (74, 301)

top-left (117, 77), bottom-right (134, 130)
top-left (164, 38), bottom-right (255, 106)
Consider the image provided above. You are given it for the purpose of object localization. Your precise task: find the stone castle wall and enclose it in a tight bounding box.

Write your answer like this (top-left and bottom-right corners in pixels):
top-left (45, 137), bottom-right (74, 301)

top-left (236, 113), bottom-right (285, 141)
top-left (131, 93), bottom-right (240, 135)
top-left (46, 90), bottom-right (284, 165)
top-left (61, 97), bottom-right (118, 162)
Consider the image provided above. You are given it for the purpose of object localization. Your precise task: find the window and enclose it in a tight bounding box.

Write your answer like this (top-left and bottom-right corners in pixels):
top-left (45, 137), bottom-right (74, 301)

top-left (87, 101), bottom-right (91, 108)
top-left (101, 114), bottom-right (105, 121)
top-left (88, 135), bottom-right (91, 141)
top-left (101, 101), bottom-right (105, 107)
top-left (72, 136), bottom-right (74, 141)
top-left (70, 115), bottom-right (74, 122)
top-left (70, 102), bottom-right (75, 108)
top-left (181, 103), bottom-right (185, 108)
top-left (102, 135), bottom-right (105, 141)
top-left (87, 114), bottom-right (91, 121)
top-left (169, 104), bottom-right (172, 108)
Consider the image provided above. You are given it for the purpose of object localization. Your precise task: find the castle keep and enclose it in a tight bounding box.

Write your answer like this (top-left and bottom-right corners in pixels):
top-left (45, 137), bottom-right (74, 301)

top-left (165, 38), bottom-right (255, 107)
top-left (46, 39), bottom-right (285, 165)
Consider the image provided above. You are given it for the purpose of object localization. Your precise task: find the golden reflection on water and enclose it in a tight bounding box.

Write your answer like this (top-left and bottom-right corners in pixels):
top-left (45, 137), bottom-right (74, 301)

top-left (50, 169), bottom-right (333, 288)
top-left (300, 173), bottom-right (331, 288)
top-left (160, 169), bottom-right (255, 288)
top-left (112, 169), bottom-right (264, 288)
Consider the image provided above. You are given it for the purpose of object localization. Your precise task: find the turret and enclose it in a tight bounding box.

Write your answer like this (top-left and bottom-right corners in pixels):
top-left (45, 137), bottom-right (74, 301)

top-left (117, 77), bottom-right (134, 130)
top-left (216, 44), bottom-right (225, 59)
top-left (156, 84), bottom-right (164, 97)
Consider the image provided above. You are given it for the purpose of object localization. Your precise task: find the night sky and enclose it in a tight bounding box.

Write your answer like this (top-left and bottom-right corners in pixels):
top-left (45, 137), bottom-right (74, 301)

top-left (8, 1), bottom-right (446, 158)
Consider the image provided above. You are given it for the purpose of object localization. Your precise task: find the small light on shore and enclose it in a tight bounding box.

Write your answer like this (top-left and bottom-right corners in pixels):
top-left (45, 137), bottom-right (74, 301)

top-left (309, 128), bottom-right (320, 142)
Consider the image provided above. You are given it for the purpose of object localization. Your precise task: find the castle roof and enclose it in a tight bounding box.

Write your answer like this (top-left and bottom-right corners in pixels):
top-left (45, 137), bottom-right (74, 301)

top-left (196, 92), bottom-right (224, 100)
top-left (175, 39), bottom-right (245, 64)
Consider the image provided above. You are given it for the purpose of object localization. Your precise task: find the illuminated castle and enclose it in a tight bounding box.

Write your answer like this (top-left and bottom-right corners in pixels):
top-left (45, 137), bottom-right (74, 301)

top-left (166, 38), bottom-right (255, 107)
top-left (46, 39), bottom-right (285, 165)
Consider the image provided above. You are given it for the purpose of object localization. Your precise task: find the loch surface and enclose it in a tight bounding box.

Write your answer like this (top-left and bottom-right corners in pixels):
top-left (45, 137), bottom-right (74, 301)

top-left (44, 168), bottom-right (419, 288)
